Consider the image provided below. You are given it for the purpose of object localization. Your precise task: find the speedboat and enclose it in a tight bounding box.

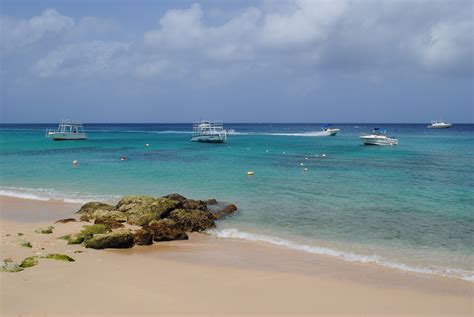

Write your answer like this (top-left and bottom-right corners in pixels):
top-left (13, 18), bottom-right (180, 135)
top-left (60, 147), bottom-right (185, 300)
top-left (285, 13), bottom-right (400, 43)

top-left (320, 124), bottom-right (340, 136)
top-left (46, 120), bottom-right (87, 140)
top-left (428, 120), bottom-right (452, 129)
top-left (191, 120), bottom-right (227, 143)
top-left (360, 128), bottom-right (398, 146)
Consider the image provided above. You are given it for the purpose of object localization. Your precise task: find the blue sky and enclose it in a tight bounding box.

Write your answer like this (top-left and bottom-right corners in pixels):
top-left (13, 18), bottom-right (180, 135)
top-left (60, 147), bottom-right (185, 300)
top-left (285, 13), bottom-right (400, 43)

top-left (1, 0), bottom-right (473, 123)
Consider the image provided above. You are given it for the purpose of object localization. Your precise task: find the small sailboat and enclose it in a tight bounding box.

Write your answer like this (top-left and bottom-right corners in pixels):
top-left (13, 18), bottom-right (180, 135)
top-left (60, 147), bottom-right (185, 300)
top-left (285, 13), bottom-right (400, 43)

top-left (320, 124), bottom-right (340, 136)
top-left (191, 121), bottom-right (227, 143)
top-left (428, 120), bottom-right (452, 129)
top-left (46, 120), bottom-right (87, 140)
top-left (360, 128), bottom-right (398, 146)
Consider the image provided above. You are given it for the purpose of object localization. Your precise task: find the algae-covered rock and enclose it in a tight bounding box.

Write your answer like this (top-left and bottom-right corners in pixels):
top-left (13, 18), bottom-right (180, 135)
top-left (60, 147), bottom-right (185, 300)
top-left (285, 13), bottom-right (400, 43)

top-left (168, 209), bottom-right (216, 232)
top-left (76, 202), bottom-right (115, 214)
top-left (42, 253), bottom-right (75, 262)
top-left (212, 204), bottom-right (238, 219)
top-left (145, 219), bottom-right (188, 241)
top-left (35, 226), bottom-right (54, 234)
top-left (66, 233), bottom-right (86, 245)
top-left (94, 217), bottom-right (125, 230)
top-left (0, 260), bottom-right (23, 272)
top-left (20, 256), bottom-right (38, 268)
top-left (17, 232), bottom-right (24, 236)
top-left (133, 229), bottom-right (153, 245)
top-left (85, 230), bottom-right (135, 249)
top-left (55, 218), bottom-right (77, 224)
top-left (19, 240), bottom-right (32, 248)
top-left (119, 196), bottom-right (180, 226)
top-left (162, 193), bottom-right (187, 204)
top-left (93, 210), bottom-right (127, 222)
top-left (80, 214), bottom-right (92, 222)
top-left (182, 199), bottom-right (208, 211)
top-left (62, 224), bottom-right (109, 245)
top-left (205, 198), bottom-right (218, 205)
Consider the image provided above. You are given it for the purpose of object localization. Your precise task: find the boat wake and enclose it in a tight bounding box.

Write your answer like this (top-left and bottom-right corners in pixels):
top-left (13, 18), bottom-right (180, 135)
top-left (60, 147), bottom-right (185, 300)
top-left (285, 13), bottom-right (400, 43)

top-left (208, 228), bottom-right (474, 282)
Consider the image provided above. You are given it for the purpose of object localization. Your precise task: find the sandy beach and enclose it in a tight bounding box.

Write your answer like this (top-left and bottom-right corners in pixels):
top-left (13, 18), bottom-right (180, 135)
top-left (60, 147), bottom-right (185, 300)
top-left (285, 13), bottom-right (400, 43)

top-left (0, 195), bottom-right (473, 316)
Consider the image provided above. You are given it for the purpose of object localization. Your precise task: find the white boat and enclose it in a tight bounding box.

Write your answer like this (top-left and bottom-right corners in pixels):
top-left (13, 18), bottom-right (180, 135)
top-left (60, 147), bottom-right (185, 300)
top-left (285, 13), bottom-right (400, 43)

top-left (320, 124), bottom-right (340, 136)
top-left (46, 120), bottom-right (87, 140)
top-left (191, 121), bottom-right (227, 143)
top-left (360, 128), bottom-right (398, 146)
top-left (428, 120), bottom-right (452, 129)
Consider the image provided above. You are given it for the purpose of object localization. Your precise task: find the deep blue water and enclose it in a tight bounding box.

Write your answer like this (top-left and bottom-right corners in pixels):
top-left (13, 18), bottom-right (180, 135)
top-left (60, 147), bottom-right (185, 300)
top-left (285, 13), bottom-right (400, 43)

top-left (1, 123), bottom-right (473, 280)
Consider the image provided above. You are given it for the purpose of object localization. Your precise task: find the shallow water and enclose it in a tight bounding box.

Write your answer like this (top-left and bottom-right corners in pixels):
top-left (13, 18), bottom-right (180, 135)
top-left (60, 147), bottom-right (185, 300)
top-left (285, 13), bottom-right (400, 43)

top-left (1, 123), bottom-right (473, 280)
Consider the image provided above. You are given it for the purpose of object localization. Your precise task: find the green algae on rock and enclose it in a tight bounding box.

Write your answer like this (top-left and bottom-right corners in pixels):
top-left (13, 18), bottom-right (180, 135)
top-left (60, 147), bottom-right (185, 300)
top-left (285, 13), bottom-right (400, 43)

top-left (145, 219), bottom-right (188, 241)
top-left (169, 209), bottom-right (216, 232)
top-left (35, 226), bottom-right (54, 234)
top-left (19, 240), bottom-right (32, 248)
top-left (85, 230), bottom-right (135, 249)
top-left (54, 218), bottom-right (77, 224)
top-left (133, 229), bottom-right (153, 245)
top-left (20, 256), bottom-right (38, 268)
top-left (42, 253), bottom-right (75, 262)
top-left (76, 202), bottom-right (115, 214)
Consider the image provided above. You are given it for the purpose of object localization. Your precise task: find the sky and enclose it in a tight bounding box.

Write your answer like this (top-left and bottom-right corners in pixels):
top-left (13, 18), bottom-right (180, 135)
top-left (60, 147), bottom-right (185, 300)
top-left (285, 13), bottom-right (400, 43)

top-left (1, 0), bottom-right (473, 123)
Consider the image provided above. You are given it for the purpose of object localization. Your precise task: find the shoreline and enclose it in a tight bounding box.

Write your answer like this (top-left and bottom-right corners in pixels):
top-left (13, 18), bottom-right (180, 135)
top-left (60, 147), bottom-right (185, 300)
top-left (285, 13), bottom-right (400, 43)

top-left (1, 195), bottom-right (473, 315)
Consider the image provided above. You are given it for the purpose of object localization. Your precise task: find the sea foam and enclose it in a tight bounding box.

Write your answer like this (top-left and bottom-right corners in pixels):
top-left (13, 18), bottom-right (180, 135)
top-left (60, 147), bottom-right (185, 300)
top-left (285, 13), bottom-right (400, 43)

top-left (209, 228), bottom-right (474, 282)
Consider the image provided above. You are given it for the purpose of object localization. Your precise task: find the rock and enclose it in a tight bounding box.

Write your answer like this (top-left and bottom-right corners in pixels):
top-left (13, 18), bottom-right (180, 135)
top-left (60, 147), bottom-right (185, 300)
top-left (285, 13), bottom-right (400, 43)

top-left (0, 261), bottom-right (23, 272)
top-left (212, 204), bottom-right (238, 219)
top-left (20, 256), bottom-right (38, 268)
top-left (80, 214), bottom-right (91, 222)
top-left (42, 253), bottom-right (75, 262)
top-left (118, 196), bottom-right (180, 226)
top-left (55, 218), bottom-right (77, 224)
top-left (94, 217), bottom-right (125, 230)
top-left (85, 230), bottom-right (135, 249)
top-left (66, 234), bottom-right (85, 245)
top-left (62, 224), bottom-right (109, 245)
top-left (205, 198), bottom-right (218, 205)
top-left (76, 202), bottom-right (115, 214)
top-left (19, 240), bottom-right (32, 248)
top-left (92, 210), bottom-right (127, 222)
top-left (35, 226), bottom-right (54, 234)
top-left (133, 229), bottom-right (153, 245)
top-left (169, 209), bottom-right (216, 232)
top-left (162, 193), bottom-right (187, 204)
top-left (145, 219), bottom-right (188, 241)
top-left (182, 199), bottom-right (208, 211)
top-left (17, 232), bottom-right (24, 236)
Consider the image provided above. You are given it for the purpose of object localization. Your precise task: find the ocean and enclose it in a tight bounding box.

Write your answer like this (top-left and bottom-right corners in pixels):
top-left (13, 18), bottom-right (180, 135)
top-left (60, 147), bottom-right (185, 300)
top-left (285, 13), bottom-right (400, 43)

top-left (0, 123), bottom-right (473, 281)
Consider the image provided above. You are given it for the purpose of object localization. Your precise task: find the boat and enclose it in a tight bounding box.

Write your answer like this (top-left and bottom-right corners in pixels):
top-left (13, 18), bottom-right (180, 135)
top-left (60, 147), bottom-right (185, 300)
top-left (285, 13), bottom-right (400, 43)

top-left (191, 121), bottom-right (227, 143)
top-left (320, 124), bottom-right (340, 136)
top-left (360, 128), bottom-right (398, 146)
top-left (428, 120), bottom-right (452, 129)
top-left (46, 120), bottom-right (87, 140)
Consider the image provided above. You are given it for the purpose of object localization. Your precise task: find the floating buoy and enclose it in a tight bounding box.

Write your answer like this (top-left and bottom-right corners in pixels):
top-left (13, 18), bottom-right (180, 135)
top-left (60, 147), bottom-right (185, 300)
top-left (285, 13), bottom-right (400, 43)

top-left (304, 168), bottom-right (308, 171)
top-left (120, 156), bottom-right (127, 161)
top-left (322, 154), bottom-right (326, 157)
top-left (266, 150), bottom-right (269, 153)
top-left (72, 160), bottom-right (78, 166)
top-left (246, 171), bottom-right (254, 176)
top-left (315, 154), bottom-right (319, 157)
top-left (145, 143), bottom-right (150, 147)
top-left (283, 152), bottom-right (286, 154)
top-left (305, 157), bottom-right (308, 160)
top-left (300, 163), bottom-right (304, 166)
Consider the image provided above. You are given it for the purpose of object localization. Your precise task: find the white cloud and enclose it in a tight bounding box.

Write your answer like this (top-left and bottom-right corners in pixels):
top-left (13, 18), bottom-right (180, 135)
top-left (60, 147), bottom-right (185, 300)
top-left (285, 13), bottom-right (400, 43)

top-left (1, 9), bottom-right (74, 52)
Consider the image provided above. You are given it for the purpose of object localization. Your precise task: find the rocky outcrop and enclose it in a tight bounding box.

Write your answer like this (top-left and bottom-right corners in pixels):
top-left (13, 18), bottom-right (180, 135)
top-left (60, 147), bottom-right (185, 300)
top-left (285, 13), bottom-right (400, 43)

top-left (55, 218), bottom-right (77, 224)
top-left (93, 210), bottom-right (127, 222)
top-left (35, 226), bottom-right (54, 234)
top-left (94, 217), bottom-right (125, 230)
top-left (145, 219), bottom-right (188, 241)
top-left (77, 202), bottom-right (115, 214)
top-left (20, 256), bottom-right (38, 268)
top-left (0, 259), bottom-right (23, 272)
top-left (182, 200), bottom-right (208, 211)
top-left (42, 253), bottom-right (75, 262)
top-left (211, 204), bottom-right (238, 219)
top-left (133, 229), bottom-right (153, 245)
top-left (85, 230), bottom-right (135, 249)
top-left (117, 196), bottom-right (180, 226)
top-left (169, 209), bottom-right (216, 232)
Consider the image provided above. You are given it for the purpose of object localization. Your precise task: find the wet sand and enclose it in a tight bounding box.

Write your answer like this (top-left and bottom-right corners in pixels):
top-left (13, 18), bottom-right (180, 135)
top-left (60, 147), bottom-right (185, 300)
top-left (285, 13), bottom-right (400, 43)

top-left (0, 195), bottom-right (473, 316)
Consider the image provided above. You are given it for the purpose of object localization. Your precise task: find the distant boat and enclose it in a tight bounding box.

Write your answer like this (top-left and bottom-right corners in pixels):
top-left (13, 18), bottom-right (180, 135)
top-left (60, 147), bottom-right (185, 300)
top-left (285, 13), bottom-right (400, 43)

top-left (428, 120), bottom-right (452, 129)
top-left (320, 124), bottom-right (340, 136)
top-left (360, 128), bottom-right (398, 146)
top-left (46, 120), bottom-right (87, 140)
top-left (191, 120), bottom-right (227, 143)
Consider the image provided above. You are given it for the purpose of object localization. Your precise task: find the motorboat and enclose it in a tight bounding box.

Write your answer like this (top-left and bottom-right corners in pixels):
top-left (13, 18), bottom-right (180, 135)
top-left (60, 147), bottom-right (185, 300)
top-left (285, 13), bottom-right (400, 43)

top-left (191, 121), bottom-right (227, 143)
top-left (46, 120), bottom-right (87, 140)
top-left (428, 120), bottom-right (452, 129)
top-left (320, 124), bottom-right (340, 136)
top-left (360, 128), bottom-right (398, 146)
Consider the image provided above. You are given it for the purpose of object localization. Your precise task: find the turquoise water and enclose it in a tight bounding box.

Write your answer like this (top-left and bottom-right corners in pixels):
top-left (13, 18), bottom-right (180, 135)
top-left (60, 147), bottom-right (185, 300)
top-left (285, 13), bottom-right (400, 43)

top-left (1, 123), bottom-right (473, 280)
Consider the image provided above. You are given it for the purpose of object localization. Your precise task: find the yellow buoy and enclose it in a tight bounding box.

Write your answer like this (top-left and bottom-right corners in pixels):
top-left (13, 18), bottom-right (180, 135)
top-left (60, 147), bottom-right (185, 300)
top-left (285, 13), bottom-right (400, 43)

top-left (246, 171), bottom-right (254, 176)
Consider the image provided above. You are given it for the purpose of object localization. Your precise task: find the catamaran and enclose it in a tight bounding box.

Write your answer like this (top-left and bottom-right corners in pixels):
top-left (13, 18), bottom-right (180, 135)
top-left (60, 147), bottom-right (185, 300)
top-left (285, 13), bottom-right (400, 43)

top-left (191, 121), bottom-right (227, 143)
top-left (360, 128), bottom-right (398, 146)
top-left (428, 120), bottom-right (452, 129)
top-left (46, 120), bottom-right (87, 140)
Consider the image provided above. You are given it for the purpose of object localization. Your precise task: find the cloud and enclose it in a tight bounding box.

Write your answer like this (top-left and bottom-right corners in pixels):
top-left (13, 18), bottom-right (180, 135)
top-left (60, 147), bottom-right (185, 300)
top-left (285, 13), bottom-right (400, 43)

top-left (1, 9), bottom-right (74, 52)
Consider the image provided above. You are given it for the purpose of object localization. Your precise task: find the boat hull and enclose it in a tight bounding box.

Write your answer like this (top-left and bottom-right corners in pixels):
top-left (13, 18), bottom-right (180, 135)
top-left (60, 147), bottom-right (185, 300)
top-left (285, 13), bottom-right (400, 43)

top-left (360, 135), bottom-right (398, 146)
top-left (50, 133), bottom-right (87, 140)
top-left (428, 124), bottom-right (452, 129)
top-left (191, 134), bottom-right (226, 143)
